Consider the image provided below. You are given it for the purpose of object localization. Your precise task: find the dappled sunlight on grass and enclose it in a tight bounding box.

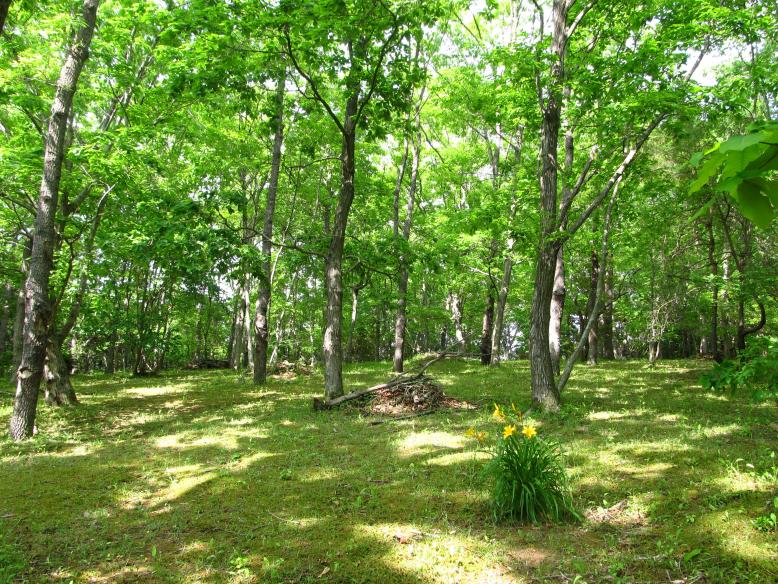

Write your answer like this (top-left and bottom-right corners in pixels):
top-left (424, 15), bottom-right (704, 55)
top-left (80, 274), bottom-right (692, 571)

top-left (1, 359), bottom-right (776, 582)
top-left (397, 430), bottom-right (468, 457)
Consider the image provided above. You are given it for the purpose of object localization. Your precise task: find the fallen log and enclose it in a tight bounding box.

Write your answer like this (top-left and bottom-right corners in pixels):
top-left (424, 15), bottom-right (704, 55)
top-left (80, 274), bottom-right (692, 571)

top-left (312, 344), bottom-right (461, 411)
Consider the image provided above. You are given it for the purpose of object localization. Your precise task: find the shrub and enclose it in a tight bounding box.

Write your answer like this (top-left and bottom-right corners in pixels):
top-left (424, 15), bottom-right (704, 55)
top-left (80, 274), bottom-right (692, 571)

top-left (469, 404), bottom-right (578, 524)
top-left (701, 336), bottom-right (778, 403)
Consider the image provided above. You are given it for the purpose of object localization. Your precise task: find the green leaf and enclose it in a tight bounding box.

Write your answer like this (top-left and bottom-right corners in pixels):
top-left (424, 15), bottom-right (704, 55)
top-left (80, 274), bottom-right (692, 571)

top-left (689, 152), bottom-right (724, 193)
top-left (683, 548), bottom-right (702, 563)
top-left (719, 132), bottom-right (766, 153)
top-left (735, 180), bottom-right (774, 229)
top-left (688, 197), bottom-right (715, 223)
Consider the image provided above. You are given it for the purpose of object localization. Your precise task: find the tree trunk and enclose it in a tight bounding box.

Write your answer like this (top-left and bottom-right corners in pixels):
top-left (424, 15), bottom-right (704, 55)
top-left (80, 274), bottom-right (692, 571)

top-left (548, 247), bottom-right (565, 373)
top-left (44, 339), bottom-right (77, 405)
top-left (480, 289), bottom-right (495, 365)
top-left (529, 0), bottom-right (566, 411)
top-left (346, 286), bottom-right (360, 362)
top-left (585, 248), bottom-right (599, 365)
top-left (448, 292), bottom-right (465, 346)
top-left (0, 283), bottom-right (12, 356)
top-left (393, 125), bottom-right (419, 373)
top-left (705, 213), bottom-right (721, 361)
top-left (231, 289), bottom-right (245, 370)
top-left (0, 0), bottom-right (11, 36)
top-left (601, 264), bottom-right (615, 359)
top-left (491, 254), bottom-right (513, 365)
top-left (323, 96), bottom-right (358, 400)
top-left (10, 0), bottom-right (99, 441)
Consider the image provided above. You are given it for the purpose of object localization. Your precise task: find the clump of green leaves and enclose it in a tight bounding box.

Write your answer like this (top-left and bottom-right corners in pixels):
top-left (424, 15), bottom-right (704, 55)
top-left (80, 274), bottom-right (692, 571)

top-left (754, 497), bottom-right (778, 533)
top-left (476, 405), bottom-right (578, 524)
top-left (690, 121), bottom-right (778, 228)
top-left (701, 337), bottom-right (778, 403)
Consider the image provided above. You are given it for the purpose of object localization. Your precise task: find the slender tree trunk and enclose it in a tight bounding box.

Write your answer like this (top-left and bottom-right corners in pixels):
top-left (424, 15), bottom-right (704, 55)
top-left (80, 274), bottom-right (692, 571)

top-left (231, 289), bottom-right (245, 370)
top-left (601, 264), bottom-right (615, 359)
top-left (323, 97), bottom-right (358, 400)
top-left (0, 283), bottom-right (12, 356)
top-left (586, 247), bottom-right (600, 365)
top-left (705, 214), bottom-right (721, 361)
top-left (253, 62), bottom-right (285, 384)
top-left (556, 178), bottom-right (621, 394)
top-left (0, 0), bottom-right (11, 36)
top-left (10, 0), bottom-right (99, 441)
top-left (448, 292), bottom-right (465, 346)
top-left (480, 290), bottom-right (495, 365)
top-left (243, 285), bottom-right (252, 369)
top-left (10, 256), bottom-right (27, 380)
top-left (491, 253), bottom-right (513, 364)
top-left (393, 126), bottom-right (419, 373)
top-left (346, 286), bottom-right (360, 361)
top-left (548, 247), bottom-right (565, 373)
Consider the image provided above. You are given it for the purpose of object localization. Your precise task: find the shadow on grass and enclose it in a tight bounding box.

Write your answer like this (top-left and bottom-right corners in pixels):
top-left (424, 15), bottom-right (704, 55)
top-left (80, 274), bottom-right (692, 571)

top-left (0, 359), bottom-right (776, 582)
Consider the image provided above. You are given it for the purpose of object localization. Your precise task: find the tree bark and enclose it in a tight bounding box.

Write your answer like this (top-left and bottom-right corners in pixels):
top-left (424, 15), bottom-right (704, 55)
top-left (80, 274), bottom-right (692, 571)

top-left (44, 191), bottom-right (106, 405)
top-left (10, 0), bottom-right (99, 441)
top-left (448, 292), bottom-right (465, 346)
top-left (529, 0), bottom-right (566, 411)
top-left (231, 288), bottom-right (245, 370)
top-left (601, 264), bottom-right (615, 359)
top-left (548, 247), bottom-right (565, 373)
top-left (480, 289), bottom-right (495, 365)
top-left (0, 283), bottom-right (12, 356)
top-left (557, 177), bottom-right (621, 394)
top-left (705, 212), bottom-right (721, 361)
top-left (393, 125), bottom-right (420, 373)
top-left (323, 99), bottom-right (358, 400)
top-left (0, 0), bottom-right (11, 36)
top-left (585, 247), bottom-right (600, 365)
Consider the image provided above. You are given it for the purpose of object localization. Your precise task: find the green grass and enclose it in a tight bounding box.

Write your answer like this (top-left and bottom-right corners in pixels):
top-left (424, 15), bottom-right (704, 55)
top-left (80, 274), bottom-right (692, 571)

top-left (0, 359), bottom-right (776, 583)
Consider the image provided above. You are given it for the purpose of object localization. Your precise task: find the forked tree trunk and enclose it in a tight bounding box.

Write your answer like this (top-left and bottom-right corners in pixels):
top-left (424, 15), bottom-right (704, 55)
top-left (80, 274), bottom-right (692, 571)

top-left (529, 0), bottom-right (566, 411)
top-left (323, 98), bottom-right (358, 400)
top-left (10, 0), bottom-right (99, 441)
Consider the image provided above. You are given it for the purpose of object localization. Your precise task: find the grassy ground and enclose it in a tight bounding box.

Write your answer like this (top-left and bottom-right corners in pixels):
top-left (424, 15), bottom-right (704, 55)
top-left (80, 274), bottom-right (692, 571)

top-left (0, 359), bottom-right (776, 583)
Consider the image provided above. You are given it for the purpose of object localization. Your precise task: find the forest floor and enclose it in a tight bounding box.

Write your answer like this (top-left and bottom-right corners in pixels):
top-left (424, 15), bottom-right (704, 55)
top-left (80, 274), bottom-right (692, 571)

top-left (1, 359), bottom-right (777, 583)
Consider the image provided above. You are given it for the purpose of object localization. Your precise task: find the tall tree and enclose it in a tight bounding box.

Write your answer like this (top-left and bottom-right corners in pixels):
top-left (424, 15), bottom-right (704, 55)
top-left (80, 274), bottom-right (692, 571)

top-left (10, 0), bottom-right (99, 441)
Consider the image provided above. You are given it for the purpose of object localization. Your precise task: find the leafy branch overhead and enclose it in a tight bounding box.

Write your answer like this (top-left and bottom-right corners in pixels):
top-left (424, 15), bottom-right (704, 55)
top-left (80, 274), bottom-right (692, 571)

top-left (691, 122), bottom-right (778, 228)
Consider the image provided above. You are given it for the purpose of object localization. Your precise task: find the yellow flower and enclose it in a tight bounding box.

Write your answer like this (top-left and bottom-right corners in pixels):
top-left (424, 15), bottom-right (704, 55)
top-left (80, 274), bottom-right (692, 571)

top-left (465, 427), bottom-right (476, 438)
top-left (521, 424), bottom-right (537, 439)
top-left (503, 424), bottom-right (517, 438)
top-left (492, 403), bottom-right (506, 422)
top-left (511, 402), bottom-right (522, 419)
top-left (475, 431), bottom-right (487, 444)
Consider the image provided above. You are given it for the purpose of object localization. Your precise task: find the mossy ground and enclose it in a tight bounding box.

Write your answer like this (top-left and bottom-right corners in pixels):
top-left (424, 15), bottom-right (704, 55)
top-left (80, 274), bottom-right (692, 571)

top-left (1, 359), bottom-right (776, 583)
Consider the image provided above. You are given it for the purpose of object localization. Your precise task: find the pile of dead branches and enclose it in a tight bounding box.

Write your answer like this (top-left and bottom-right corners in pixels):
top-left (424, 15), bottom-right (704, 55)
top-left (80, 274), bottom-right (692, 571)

top-left (368, 374), bottom-right (444, 415)
top-left (313, 345), bottom-right (475, 417)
